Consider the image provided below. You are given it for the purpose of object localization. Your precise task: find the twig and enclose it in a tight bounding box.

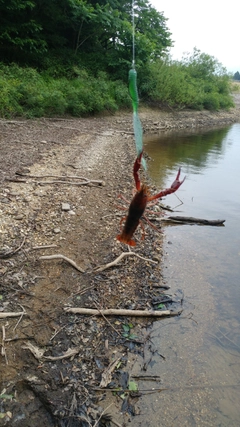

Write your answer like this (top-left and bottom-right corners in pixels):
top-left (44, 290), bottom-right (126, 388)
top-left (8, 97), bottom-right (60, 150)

top-left (172, 192), bottom-right (184, 209)
top-left (95, 251), bottom-right (158, 272)
top-left (13, 304), bottom-right (26, 331)
top-left (95, 383), bottom-right (240, 394)
top-left (94, 387), bottom-right (167, 394)
top-left (0, 236), bottom-right (26, 259)
top-left (50, 325), bottom-right (66, 341)
top-left (93, 302), bottom-right (121, 337)
top-left (162, 216), bottom-right (225, 226)
top-left (36, 179), bottom-right (103, 186)
top-left (213, 328), bottom-right (240, 351)
top-left (64, 307), bottom-right (182, 317)
top-left (69, 284), bottom-right (95, 299)
top-left (1, 326), bottom-right (8, 364)
top-left (5, 178), bottom-right (27, 183)
top-left (39, 254), bottom-right (85, 273)
top-left (22, 342), bottom-right (79, 361)
top-left (17, 173), bottom-right (97, 180)
top-left (93, 403), bottom-right (114, 427)
top-left (108, 419), bottom-right (123, 427)
top-left (68, 392), bottom-right (78, 423)
top-left (43, 348), bottom-right (79, 361)
top-left (0, 311), bottom-right (26, 319)
top-left (132, 375), bottom-right (161, 381)
top-left (100, 358), bottom-right (121, 388)
top-left (30, 244), bottom-right (58, 251)
top-left (9, 172), bottom-right (104, 186)
top-left (22, 342), bottom-right (45, 360)
top-left (0, 119), bottom-right (27, 125)
top-left (158, 203), bottom-right (174, 212)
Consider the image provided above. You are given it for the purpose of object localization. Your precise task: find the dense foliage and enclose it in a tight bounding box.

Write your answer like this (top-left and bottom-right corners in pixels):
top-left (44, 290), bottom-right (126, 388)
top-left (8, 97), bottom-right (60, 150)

top-left (0, 1), bottom-right (234, 117)
top-left (141, 49), bottom-right (234, 111)
top-left (0, 64), bottom-right (130, 117)
top-left (0, 0), bottom-right (171, 76)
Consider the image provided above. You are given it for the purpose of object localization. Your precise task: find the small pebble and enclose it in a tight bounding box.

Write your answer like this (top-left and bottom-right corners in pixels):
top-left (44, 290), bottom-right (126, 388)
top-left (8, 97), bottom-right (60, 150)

top-left (15, 215), bottom-right (24, 220)
top-left (61, 203), bottom-right (71, 211)
top-left (53, 228), bottom-right (61, 234)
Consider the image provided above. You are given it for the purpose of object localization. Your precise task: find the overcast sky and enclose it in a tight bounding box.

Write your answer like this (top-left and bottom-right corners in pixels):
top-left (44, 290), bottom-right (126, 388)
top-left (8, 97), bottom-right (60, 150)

top-left (150, 0), bottom-right (239, 73)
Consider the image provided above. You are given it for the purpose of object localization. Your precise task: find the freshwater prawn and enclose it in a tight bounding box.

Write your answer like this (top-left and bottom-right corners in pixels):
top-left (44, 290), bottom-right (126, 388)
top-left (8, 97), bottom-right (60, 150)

top-left (117, 152), bottom-right (185, 246)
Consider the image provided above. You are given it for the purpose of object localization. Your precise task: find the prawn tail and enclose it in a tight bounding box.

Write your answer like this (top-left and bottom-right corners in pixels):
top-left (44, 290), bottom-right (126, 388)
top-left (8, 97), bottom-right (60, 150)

top-left (116, 233), bottom-right (136, 247)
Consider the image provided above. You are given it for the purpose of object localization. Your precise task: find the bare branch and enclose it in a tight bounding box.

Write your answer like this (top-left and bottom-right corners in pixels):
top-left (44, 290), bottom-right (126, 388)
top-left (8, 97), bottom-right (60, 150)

top-left (95, 251), bottom-right (158, 272)
top-left (39, 254), bottom-right (85, 273)
top-left (0, 311), bottom-right (26, 319)
top-left (65, 307), bottom-right (182, 317)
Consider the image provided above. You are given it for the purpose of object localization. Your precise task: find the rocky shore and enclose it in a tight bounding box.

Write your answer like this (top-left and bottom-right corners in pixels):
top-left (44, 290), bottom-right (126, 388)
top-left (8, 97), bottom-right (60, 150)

top-left (0, 101), bottom-right (240, 426)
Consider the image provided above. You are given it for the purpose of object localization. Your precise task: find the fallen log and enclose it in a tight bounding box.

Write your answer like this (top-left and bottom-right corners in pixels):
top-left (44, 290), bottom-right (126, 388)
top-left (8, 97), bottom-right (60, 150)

top-left (64, 307), bottom-right (182, 317)
top-left (163, 216), bottom-right (225, 226)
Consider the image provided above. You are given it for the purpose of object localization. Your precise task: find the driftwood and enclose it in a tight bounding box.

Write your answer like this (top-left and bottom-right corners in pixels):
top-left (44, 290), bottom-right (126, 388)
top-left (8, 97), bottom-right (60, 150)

top-left (64, 307), bottom-right (181, 317)
top-left (163, 216), bottom-right (225, 226)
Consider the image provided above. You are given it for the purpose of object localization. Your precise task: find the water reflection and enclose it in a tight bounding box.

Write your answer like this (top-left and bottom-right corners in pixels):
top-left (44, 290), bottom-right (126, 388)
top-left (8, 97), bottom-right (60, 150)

top-left (134, 123), bottom-right (240, 426)
top-left (145, 126), bottom-right (230, 178)
top-left (145, 123), bottom-right (240, 310)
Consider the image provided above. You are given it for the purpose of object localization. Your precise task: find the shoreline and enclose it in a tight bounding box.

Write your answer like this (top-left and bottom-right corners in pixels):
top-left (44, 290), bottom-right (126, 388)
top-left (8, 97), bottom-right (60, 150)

top-left (120, 101), bottom-right (240, 134)
top-left (0, 105), bottom-right (240, 426)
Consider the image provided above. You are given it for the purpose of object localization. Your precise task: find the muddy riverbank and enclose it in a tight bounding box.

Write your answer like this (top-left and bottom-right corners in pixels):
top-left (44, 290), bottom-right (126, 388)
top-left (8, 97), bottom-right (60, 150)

top-left (1, 102), bottom-right (240, 426)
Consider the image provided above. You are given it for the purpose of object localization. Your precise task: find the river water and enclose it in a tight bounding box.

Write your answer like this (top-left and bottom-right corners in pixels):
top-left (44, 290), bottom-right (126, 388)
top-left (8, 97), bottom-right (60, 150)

top-left (131, 124), bottom-right (240, 426)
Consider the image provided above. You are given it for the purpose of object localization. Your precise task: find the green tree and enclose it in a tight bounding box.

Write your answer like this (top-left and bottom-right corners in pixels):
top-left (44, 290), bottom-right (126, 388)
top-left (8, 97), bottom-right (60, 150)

top-left (0, 0), bottom-right (172, 76)
top-left (141, 49), bottom-right (233, 111)
top-left (233, 71), bottom-right (240, 80)
top-left (0, 0), bottom-right (47, 58)
top-left (181, 47), bottom-right (227, 78)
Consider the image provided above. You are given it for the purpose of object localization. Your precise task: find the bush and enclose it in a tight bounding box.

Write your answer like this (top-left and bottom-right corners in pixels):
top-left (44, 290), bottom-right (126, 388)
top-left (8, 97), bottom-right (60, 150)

top-left (140, 50), bottom-right (233, 111)
top-left (0, 48), bottom-right (234, 118)
top-left (203, 93), bottom-right (220, 110)
top-left (141, 60), bottom-right (202, 109)
top-left (0, 63), bottom-right (130, 118)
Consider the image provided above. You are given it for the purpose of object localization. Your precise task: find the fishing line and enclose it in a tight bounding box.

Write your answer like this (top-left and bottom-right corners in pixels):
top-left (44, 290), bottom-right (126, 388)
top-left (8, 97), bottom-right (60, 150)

top-left (132, 0), bottom-right (135, 69)
top-left (129, 0), bottom-right (146, 169)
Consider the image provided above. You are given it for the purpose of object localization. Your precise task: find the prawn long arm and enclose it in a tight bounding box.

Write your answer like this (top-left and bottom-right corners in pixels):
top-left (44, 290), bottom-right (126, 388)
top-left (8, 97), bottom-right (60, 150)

top-left (117, 165), bottom-right (186, 246)
top-left (147, 168), bottom-right (186, 201)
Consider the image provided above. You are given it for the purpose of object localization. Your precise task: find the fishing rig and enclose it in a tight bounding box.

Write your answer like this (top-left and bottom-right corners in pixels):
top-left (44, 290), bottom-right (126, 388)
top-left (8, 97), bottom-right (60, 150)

top-left (116, 1), bottom-right (185, 246)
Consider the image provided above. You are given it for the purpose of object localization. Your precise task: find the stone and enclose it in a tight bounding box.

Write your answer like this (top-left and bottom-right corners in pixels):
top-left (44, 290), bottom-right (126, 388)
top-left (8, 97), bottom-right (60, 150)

top-left (53, 228), bottom-right (61, 234)
top-left (61, 203), bottom-right (71, 211)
